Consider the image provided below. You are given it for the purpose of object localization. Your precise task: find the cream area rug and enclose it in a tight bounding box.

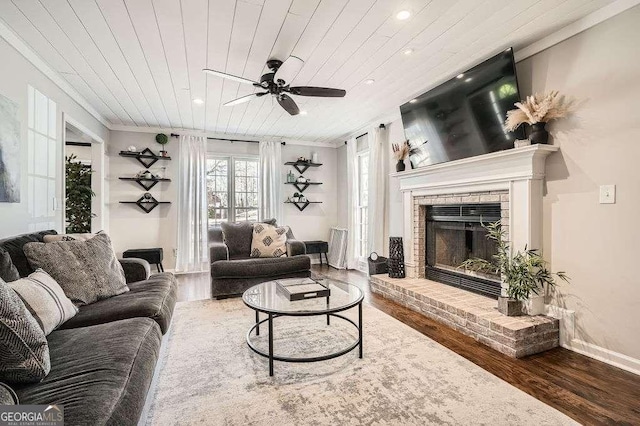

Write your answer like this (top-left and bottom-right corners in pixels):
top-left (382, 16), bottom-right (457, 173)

top-left (145, 298), bottom-right (576, 426)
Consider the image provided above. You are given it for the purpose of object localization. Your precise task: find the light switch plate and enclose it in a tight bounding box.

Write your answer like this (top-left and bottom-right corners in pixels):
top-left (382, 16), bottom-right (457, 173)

top-left (599, 185), bottom-right (616, 204)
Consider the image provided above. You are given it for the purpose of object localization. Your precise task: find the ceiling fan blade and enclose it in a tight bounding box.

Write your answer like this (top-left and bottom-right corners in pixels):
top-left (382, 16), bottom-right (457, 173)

top-left (274, 56), bottom-right (304, 85)
top-left (288, 86), bottom-right (346, 97)
top-left (277, 94), bottom-right (300, 116)
top-left (223, 93), bottom-right (258, 106)
top-left (203, 68), bottom-right (258, 85)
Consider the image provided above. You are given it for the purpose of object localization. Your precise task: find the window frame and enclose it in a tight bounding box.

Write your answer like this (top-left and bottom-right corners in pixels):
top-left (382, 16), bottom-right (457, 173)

top-left (355, 149), bottom-right (369, 259)
top-left (206, 154), bottom-right (259, 226)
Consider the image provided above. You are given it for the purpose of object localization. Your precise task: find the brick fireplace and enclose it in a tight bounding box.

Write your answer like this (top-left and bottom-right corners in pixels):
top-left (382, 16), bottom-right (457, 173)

top-left (370, 145), bottom-right (562, 358)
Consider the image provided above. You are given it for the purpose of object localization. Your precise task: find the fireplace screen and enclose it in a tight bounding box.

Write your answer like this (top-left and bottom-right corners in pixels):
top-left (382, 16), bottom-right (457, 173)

top-left (428, 222), bottom-right (498, 277)
top-left (425, 204), bottom-right (502, 298)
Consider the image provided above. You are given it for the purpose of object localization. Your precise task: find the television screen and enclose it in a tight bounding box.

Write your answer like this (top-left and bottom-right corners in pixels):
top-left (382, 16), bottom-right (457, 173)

top-left (400, 48), bottom-right (525, 168)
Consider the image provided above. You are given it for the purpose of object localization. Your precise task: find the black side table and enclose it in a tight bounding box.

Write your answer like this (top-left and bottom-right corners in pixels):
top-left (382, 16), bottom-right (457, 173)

top-left (303, 240), bottom-right (329, 266)
top-left (123, 248), bottom-right (164, 273)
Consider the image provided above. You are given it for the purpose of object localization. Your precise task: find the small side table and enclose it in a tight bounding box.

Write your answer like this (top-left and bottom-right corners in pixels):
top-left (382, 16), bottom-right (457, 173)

top-left (123, 248), bottom-right (164, 273)
top-left (303, 240), bottom-right (329, 266)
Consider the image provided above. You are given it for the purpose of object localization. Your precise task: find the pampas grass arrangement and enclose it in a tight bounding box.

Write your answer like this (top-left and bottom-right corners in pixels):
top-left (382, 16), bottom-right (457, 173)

top-left (392, 141), bottom-right (410, 161)
top-left (504, 91), bottom-right (575, 131)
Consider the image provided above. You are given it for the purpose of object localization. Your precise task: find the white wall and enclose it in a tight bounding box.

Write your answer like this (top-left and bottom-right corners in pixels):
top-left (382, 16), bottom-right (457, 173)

top-left (517, 6), bottom-right (640, 363)
top-left (0, 37), bottom-right (109, 238)
top-left (108, 131), bottom-right (339, 269)
top-left (281, 144), bottom-right (338, 244)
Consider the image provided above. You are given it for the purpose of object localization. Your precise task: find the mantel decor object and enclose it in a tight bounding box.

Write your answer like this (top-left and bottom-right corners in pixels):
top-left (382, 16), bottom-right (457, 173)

top-left (388, 237), bottom-right (406, 278)
top-left (392, 141), bottom-right (410, 172)
top-left (504, 90), bottom-right (575, 145)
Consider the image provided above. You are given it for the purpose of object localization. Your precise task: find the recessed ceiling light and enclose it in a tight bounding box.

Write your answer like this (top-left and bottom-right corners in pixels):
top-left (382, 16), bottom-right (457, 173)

top-left (456, 73), bottom-right (464, 79)
top-left (403, 48), bottom-right (414, 55)
top-left (364, 79), bottom-right (375, 85)
top-left (409, 99), bottom-right (418, 104)
top-left (396, 10), bottom-right (411, 20)
top-left (193, 98), bottom-right (204, 104)
top-left (465, 77), bottom-right (473, 82)
top-left (299, 111), bottom-right (308, 116)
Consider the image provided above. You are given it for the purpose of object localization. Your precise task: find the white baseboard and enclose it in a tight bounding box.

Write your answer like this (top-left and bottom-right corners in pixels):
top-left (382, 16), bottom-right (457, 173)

top-left (545, 304), bottom-right (640, 376)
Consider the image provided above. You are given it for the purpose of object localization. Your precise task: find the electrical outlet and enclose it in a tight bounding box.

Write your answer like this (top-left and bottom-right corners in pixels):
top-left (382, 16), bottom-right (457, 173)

top-left (599, 185), bottom-right (616, 204)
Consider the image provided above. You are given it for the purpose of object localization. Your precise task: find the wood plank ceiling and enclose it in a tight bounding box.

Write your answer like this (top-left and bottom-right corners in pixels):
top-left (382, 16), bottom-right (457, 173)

top-left (1, 0), bottom-right (613, 143)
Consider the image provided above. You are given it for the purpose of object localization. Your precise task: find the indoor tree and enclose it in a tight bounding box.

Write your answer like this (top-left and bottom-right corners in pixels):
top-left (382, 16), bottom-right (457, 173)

top-left (65, 154), bottom-right (95, 233)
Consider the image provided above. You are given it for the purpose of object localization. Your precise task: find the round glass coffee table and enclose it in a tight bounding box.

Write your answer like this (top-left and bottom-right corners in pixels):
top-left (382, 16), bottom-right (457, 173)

top-left (242, 278), bottom-right (364, 376)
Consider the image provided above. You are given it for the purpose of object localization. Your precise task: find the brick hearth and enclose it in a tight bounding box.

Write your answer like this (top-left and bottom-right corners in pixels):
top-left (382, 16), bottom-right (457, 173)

top-left (370, 275), bottom-right (559, 358)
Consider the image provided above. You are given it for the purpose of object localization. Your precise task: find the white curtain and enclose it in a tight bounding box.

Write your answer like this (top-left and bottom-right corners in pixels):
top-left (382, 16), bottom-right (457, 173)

top-left (259, 140), bottom-right (282, 224)
top-left (176, 135), bottom-right (209, 273)
top-left (367, 125), bottom-right (387, 255)
top-left (345, 137), bottom-right (359, 269)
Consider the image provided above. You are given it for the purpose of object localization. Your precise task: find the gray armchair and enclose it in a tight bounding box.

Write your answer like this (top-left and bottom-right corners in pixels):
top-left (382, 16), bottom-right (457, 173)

top-left (209, 220), bottom-right (311, 298)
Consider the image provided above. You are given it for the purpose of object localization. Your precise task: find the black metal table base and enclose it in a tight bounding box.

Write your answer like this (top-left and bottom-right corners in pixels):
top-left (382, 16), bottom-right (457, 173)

top-left (247, 303), bottom-right (363, 376)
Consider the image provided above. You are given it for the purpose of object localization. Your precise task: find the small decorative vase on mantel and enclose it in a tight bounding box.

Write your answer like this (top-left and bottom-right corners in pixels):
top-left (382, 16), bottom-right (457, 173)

top-left (395, 159), bottom-right (406, 172)
top-left (529, 122), bottom-right (549, 144)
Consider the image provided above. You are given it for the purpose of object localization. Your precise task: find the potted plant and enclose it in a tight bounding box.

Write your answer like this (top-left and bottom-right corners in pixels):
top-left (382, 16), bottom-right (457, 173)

top-left (392, 141), bottom-right (410, 172)
top-left (65, 154), bottom-right (95, 233)
top-left (459, 221), bottom-right (569, 316)
top-left (504, 90), bottom-right (575, 144)
top-left (155, 133), bottom-right (169, 157)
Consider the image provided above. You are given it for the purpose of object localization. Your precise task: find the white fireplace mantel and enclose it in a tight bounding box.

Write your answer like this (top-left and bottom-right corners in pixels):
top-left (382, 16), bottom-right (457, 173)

top-left (393, 145), bottom-right (559, 282)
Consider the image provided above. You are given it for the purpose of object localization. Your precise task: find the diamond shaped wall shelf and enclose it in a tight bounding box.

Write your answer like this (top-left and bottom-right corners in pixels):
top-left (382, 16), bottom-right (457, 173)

top-left (119, 148), bottom-right (171, 168)
top-left (119, 194), bottom-right (170, 213)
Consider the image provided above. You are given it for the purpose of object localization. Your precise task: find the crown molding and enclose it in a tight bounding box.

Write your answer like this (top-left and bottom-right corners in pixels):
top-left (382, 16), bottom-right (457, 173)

top-left (0, 19), bottom-right (111, 129)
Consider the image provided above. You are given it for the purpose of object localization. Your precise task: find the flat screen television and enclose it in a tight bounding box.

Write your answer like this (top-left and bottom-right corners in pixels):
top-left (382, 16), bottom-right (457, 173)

top-left (400, 48), bottom-right (524, 168)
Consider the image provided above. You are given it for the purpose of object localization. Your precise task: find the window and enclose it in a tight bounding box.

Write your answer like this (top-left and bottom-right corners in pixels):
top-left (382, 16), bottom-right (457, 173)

top-left (356, 134), bottom-right (369, 259)
top-left (206, 156), bottom-right (259, 225)
top-left (27, 86), bottom-right (57, 231)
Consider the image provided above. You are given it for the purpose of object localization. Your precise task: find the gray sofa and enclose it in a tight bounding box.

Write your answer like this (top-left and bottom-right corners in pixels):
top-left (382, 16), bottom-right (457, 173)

top-left (0, 230), bottom-right (177, 425)
top-left (209, 221), bottom-right (311, 298)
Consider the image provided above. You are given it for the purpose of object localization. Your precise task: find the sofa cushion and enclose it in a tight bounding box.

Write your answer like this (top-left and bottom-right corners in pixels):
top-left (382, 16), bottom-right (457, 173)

top-left (250, 223), bottom-right (289, 258)
top-left (13, 318), bottom-right (161, 426)
top-left (0, 230), bottom-right (57, 277)
top-left (59, 272), bottom-right (177, 335)
top-left (0, 248), bottom-right (20, 282)
top-left (9, 269), bottom-right (78, 335)
top-left (211, 255), bottom-right (311, 279)
top-left (0, 278), bottom-right (50, 384)
top-left (24, 234), bottom-right (129, 306)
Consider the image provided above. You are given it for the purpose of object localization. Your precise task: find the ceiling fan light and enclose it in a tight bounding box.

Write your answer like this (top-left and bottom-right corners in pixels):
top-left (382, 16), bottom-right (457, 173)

top-left (396, 10), bottom-right (411, 20)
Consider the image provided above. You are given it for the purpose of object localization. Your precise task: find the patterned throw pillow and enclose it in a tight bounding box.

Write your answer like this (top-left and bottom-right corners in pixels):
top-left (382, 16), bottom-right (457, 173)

top-left (0, 382), bottom-right (19, 404)
top-left (0, 278), bottom-right (51, 384)
top-left (250, 224), bottom-right (289, 258)
top-left (23, 233), bottom-right (129, 306)
top-left (0, 248), bottom-right (20, 283)
top-left (43, 233), bottom-right (98, 243)
top-left (9, 269), bottom-right (78, 335)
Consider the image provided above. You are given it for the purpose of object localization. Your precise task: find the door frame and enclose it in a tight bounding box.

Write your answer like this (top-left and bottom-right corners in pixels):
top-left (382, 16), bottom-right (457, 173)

top-left (62, 113), bottom-right (106, 233)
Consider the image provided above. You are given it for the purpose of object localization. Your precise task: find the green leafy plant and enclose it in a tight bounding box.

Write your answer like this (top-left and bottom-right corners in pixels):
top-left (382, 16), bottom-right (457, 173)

top-left (459, 221), bottom-right (569, 301)
top-left (65, 154), bottom-right (95, 233)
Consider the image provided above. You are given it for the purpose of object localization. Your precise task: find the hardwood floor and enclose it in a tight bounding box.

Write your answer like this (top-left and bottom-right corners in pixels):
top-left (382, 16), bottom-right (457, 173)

top-left (176, 266), bottom-right (640, 425)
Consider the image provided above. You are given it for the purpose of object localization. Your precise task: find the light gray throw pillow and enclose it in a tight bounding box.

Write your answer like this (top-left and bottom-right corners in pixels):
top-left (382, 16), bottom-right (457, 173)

top-left (0, 278), bottom-right (50, 383)
top-left (10, 269), bottom-right (78, 335)
top-left (23, 233), bottom-right (129, 306)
